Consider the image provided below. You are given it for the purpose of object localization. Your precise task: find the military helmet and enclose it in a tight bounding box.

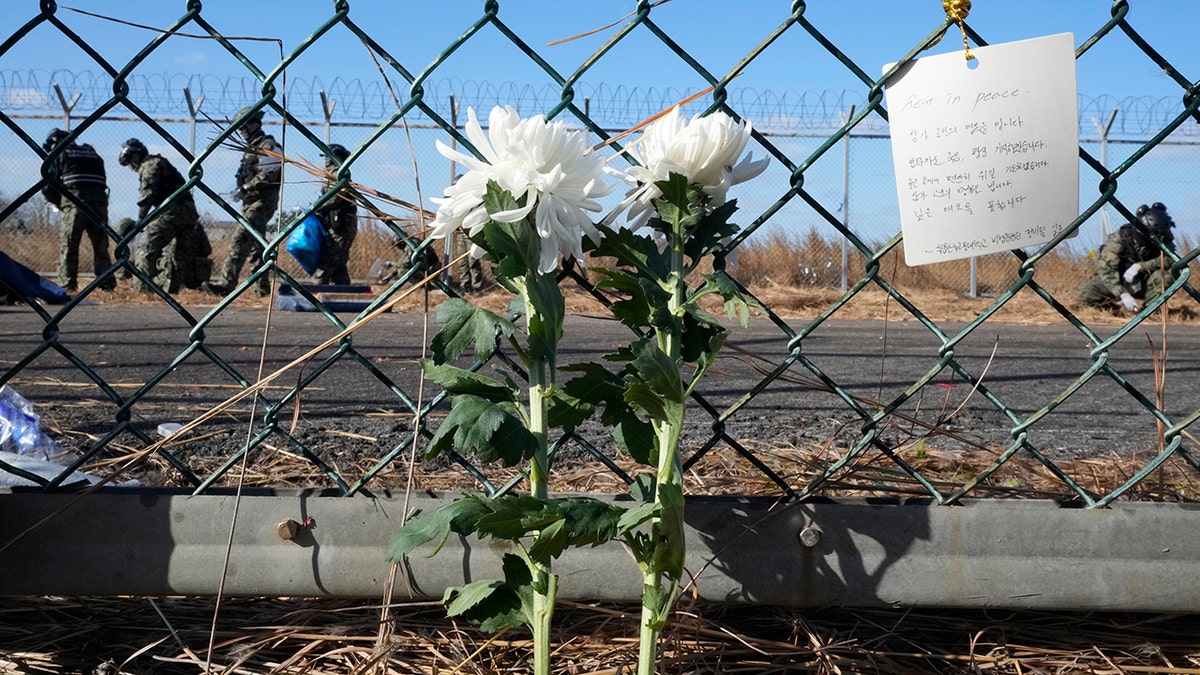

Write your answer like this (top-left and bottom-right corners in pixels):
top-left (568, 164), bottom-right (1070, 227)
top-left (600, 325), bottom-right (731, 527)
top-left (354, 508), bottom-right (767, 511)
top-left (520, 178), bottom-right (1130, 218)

top-left (1136, 202), bottom-right (1174, 237)
top-left (323, 143), bottom-right (350, 162)
top-left (42, 128), bottom-right (69, 152)
top-left (118, 138), bottom-right (149, 166)
top-left (235, 106), bottom-right (264, 124)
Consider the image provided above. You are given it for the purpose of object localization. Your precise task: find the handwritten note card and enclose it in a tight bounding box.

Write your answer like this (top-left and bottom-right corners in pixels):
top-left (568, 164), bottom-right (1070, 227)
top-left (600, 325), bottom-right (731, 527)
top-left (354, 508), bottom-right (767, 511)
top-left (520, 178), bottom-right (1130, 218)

top-left (884, 33), bottom-right (1078, 265)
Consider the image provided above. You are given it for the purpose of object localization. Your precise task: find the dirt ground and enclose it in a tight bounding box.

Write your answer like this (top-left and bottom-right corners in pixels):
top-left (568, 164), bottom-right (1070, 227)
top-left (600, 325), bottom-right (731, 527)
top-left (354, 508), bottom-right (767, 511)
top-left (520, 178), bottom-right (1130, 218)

top-left (3, 280), bottom-right (1198, 498)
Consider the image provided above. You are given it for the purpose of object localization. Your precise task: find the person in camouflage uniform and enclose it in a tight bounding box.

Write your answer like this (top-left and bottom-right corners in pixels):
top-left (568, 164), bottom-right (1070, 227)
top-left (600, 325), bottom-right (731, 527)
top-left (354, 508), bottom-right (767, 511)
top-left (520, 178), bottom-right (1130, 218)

top-left (41, 128), bottom-right (115, 293)
top-left (186, 217), bottom-right (213, 288)
top-left (1077, 202), bottom-right (1177, 312)
top-left (311, 144), bottom-right (358, 285)
top-left (118, 138), bottom-right (205, 293)
top-left (207, 107), bottom-right (281, 297)
top-left (454, 228), bottom-right (488, 293)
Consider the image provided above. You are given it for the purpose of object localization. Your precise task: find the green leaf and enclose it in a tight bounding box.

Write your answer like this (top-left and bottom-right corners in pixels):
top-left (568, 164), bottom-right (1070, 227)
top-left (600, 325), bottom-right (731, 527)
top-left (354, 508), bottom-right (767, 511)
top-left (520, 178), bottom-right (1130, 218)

top-left (385, 495), bottom-right (491, 561)
top-left (444, 578), bottom-right (506, 617)
top-left (477, 181), bottom-right (540, 280)
top-left (553, 363), bottom-right (626, 428)
top-left (546, 388), bottom-right (594, 434)
top-left (446, 583), bottom-right (528, 633)
top-left (527, 517), bottom-right (569, 564)
top-left (679, 305), bottom-right (726, 365)
top-left (657, 480), bottom-right (686, 576)
top-left (629, 473), bottom-right (657, 502)
top-left (475, 494), bottom-right (560, 540)
top-left (647, 302), bottom-right (680, 335)
top-left (482, 179), bottom-right (522, 214)
top-left (606, 340), bottom-right (684, 425)
top-left (617, 501), bottom-right (661, 534)
top-left (641, 582), bottom-right (664, 621)
top-left (474, 180), bottom-right (541, 281)
top-left (506, 294), bottom-right (525, 321)
top-left (499, 554), bottom-right (539, 624)
top-left (697, 273), bottom-right (764, 328)
top-left (593, 268), bottom-right (664, 330)
top-left (652, 173), bottom-right (703, 239)
top-left (386, 511), bottom-right (449, 562)
top-left (613, 341), bottom-right (684, 426)
top-left (629, 338), bottom-right (685, 404)
top-left (431, 299), bottom-right (514, 363)
top-left (554, 363), bottom-right (657, 463)
top-left (554, 497), bottom-right (624, 547)
top-left (524, 272), bottom-right (565, 362)
top-left (624, 381), bottom-right (670, 423)
top-left (484, 219), bottom-right (538, 282)
top-left (683, 199), bottom-right (739, 265)
top-left (427, 394), bottom-right (537, 466)
top-left (615, 415), bottom-right (655, 465)
top-left (589, 224), bottom-right (669, 279)
top-left (656, 481), bottom-right (685, 511)
top-left (482, 179), bottom-right (521, 214)
top-left (421, 361), bottom-right (517, 404)
top-left (440, 553), bottom-right (537, 633)
top-left (679, 305), bottom-right (728, 384)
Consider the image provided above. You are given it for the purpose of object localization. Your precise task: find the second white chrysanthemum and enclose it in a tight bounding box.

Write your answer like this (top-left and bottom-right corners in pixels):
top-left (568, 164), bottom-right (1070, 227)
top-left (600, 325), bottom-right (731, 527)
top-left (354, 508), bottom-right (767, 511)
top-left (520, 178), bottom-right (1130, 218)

top-left (429, 105), bottom-right (615, 274)
top-left (608, 107), bottom-right (769, 229)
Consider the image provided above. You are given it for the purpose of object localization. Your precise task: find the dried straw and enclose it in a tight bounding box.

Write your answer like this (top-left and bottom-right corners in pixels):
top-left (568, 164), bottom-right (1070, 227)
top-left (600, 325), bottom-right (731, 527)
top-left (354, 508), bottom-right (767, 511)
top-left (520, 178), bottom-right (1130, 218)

top-left (4, 596), bottom-right (1200, 674)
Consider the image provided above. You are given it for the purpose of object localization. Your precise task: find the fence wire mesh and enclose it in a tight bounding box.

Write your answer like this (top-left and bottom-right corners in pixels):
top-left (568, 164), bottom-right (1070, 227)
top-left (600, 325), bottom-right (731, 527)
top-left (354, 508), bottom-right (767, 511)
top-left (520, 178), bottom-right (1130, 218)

top-left (1, 0), bottom-right (1199, 508)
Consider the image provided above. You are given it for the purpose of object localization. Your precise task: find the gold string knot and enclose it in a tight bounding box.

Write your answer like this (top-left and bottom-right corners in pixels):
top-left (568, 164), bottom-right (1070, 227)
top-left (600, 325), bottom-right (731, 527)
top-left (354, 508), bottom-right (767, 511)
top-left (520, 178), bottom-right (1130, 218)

top-left (942, 0), bottom-right (975, 61)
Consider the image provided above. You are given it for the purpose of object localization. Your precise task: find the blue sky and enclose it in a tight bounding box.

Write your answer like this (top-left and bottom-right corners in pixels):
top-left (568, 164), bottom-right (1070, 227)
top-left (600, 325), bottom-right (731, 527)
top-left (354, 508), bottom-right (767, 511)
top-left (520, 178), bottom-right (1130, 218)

top-left (2, 1), bottom-right (1197, 252)
top-left (4, 1), bottom-right (1195, 98)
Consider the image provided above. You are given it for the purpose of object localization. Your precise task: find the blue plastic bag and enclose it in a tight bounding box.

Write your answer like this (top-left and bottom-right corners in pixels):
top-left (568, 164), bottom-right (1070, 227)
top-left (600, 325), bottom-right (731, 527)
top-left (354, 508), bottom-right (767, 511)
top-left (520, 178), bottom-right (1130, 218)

top-left (0, 384), bottom-right (64, 458)
top-left (286, 214), bottom-right (326, 275)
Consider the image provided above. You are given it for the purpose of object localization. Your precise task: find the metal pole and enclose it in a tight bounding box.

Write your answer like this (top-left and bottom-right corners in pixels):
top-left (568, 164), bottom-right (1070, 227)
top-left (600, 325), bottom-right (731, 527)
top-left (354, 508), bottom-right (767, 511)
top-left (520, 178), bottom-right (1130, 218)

top-left (52, 84), bottom-right (81, 131)
top-left (183, 87), bottom-right (205, 156)
top-left (969, 257), bottom-right (978, 297)
top-left (841, 104), bottom-right (854, 293)
top-left (319, 90), bottom-right (336, 145)
top-left (1094, 107), bottom-right (1119, 242)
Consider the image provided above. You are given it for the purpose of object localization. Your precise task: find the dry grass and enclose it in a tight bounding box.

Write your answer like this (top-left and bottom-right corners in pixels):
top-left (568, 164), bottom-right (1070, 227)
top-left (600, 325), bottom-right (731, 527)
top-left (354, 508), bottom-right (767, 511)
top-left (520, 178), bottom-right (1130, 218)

top-left (4, 595), bottom-right (1200, 674)
top-left (115, 428), bottom-right (1200, 504)
top-left (20, 219), bottom-right (1198, 329)
top-left (76, 278), bottom-right (1195, 330)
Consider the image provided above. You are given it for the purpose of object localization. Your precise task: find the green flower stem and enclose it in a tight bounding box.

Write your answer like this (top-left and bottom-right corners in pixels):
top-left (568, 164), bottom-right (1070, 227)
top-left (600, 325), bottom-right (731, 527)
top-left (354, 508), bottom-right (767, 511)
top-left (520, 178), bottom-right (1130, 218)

top-left (528, 346), bottom-right (554, 675)
top-left (638, 233), bottom-right (689, 675)
top-left (524, 277), bottom-right (557, 675)
top-left (527, 358), bottom-right (551, 502)
top-left (532, 567), bottom-right (558, 675)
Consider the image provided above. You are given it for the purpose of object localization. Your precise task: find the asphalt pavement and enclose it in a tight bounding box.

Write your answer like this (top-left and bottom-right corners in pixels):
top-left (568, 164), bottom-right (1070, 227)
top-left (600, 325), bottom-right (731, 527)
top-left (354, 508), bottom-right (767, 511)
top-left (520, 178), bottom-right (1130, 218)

top-left (2, 302), bottom-right (1198, 471)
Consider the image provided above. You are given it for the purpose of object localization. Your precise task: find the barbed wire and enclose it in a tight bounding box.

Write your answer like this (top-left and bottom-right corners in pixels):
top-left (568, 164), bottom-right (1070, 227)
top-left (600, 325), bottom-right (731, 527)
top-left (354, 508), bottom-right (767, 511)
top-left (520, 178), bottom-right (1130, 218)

top-left (0, 68), bottom-right (1192, 137)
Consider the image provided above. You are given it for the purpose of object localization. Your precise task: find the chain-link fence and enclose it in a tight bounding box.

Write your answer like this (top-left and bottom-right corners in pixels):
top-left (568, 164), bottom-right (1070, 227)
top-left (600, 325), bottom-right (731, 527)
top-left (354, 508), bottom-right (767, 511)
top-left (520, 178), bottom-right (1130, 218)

top-left (1, 0), bottom-right (1199, 509)
top-left (2, 69), bottom-right (1195, 295)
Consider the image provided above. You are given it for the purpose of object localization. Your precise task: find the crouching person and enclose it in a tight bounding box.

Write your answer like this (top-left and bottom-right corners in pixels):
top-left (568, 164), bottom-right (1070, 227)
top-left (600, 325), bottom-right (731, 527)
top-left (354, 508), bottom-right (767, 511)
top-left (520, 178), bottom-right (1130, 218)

top-left (1077, 202), bottom-right (1177, 313)
top-left (118, 138), bottom-right (201, 293)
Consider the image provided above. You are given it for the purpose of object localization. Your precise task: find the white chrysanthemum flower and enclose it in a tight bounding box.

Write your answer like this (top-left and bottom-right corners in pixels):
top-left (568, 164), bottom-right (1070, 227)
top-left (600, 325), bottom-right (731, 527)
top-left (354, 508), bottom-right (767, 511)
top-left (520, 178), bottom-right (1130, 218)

top-left (607, 107), bottom-right (769, 229)
top-left (429, 105), bottom-right (616, 274)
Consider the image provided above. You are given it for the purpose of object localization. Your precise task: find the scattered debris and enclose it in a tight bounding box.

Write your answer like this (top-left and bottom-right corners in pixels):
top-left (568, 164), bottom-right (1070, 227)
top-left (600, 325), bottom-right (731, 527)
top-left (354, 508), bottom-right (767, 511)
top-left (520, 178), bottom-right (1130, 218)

top-left (275, 284), bottom-right (380, 312)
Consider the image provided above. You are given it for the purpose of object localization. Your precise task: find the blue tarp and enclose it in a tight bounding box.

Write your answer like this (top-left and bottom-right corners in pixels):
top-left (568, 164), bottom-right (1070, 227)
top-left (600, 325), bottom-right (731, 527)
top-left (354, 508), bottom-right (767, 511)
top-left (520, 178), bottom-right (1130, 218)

top-left (0, 250), bottom-right (69, 304)
top-left (275, 284), bottom-right (376, 313)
